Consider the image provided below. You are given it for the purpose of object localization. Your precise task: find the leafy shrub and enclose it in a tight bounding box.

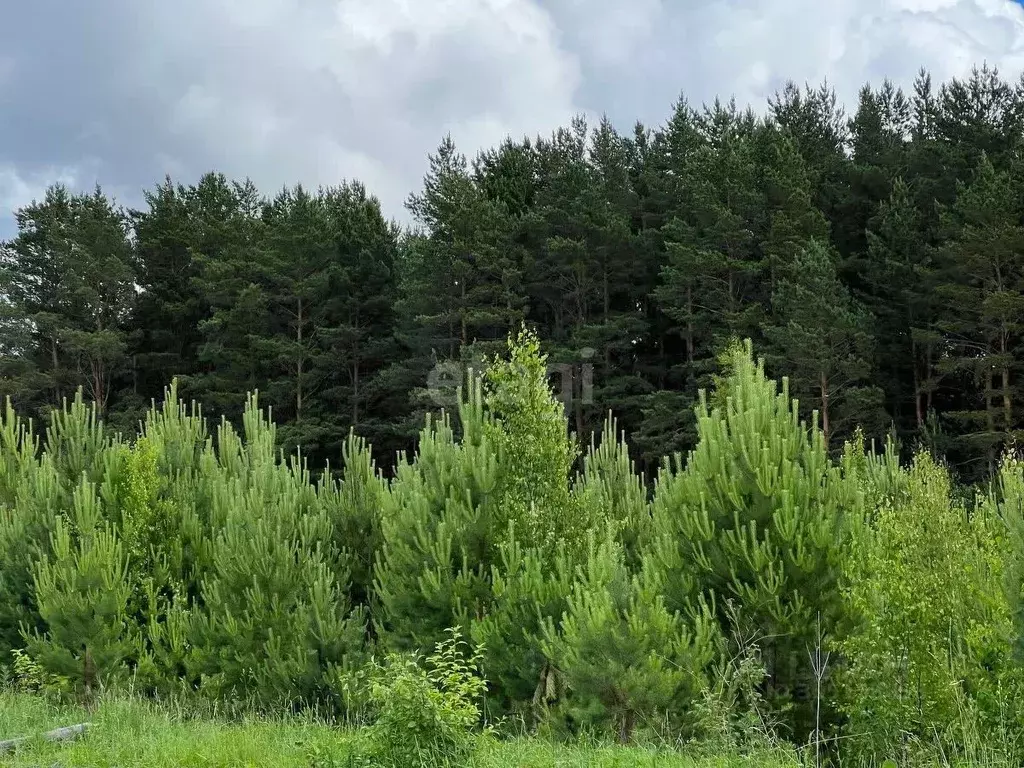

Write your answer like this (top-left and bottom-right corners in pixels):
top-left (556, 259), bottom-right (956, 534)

top-left (365, 627), bottom-right (488, 768)
top-left (8, 647), bottom-right (70, 695)
top-left (837, 452), bottom-right (1014, 763)
top-left (688, 603), bottom-right (779, 755)
top-left (483, 326), bottom-right (585, 557)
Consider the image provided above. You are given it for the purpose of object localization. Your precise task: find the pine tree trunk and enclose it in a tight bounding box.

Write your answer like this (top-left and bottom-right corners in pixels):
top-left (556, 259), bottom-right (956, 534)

top-left (986, 367), bottom-right (996, 475)
top-left (603, 268), bottom-right (611, 374)
top-left (296, 297), bottom-right (304, 422)
top-left (51, 338), bottom-right (62, 406)
top-left (618, 709), bottom-right (634, 744)
top-left (353, 360), bottom-right (360, 426)
top-left (1003, 366), bottom-right (1011, 433)
top-left (1001, 331), bottom-right (1011, 432)
top-left (819, 371), bottom-right (830, 447)
top-left (95, 316), bottom-right (106, 414)
top-left (912, 339), bottom-right (924, 429)
top-left (925, 345), bottom-right (934, 415)
top-left (574, 374), bottom-right (585, 439)
top-left (461, 280), bottom-right (467, 347)
top-left (685, 286), bottom-right (695, 364)
top-left (93, 358), bottom-right (105, 416)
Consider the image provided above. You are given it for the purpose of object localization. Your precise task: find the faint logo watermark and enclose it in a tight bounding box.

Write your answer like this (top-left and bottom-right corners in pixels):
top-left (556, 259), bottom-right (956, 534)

top-left (424, 347), bottom-right (596, 409)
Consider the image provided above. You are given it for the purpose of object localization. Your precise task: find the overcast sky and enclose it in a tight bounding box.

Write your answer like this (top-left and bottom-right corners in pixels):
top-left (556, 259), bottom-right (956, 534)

top-left (3, 0), bottom-right (1024, 238)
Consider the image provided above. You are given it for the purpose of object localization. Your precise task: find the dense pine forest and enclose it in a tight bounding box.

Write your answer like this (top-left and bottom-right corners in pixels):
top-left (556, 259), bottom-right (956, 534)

top-left (7, 64), bottom-right (1024, 766)
top-left (7, 64), bottom-right (1024, 483)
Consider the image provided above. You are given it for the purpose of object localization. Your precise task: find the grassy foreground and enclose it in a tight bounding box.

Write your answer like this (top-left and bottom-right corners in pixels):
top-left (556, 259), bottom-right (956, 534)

top-left (0, 691), bottom-right (798, 767)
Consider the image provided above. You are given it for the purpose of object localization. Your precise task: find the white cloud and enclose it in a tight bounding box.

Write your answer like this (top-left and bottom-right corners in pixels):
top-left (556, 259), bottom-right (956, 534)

top-left (0, 164), bottom-right (80, 226)
top-left (4, 0), bottom-right (1024, 235)
top-left (551, 0), bottom-right (664, 67)
top-left (661, 0), bottom-right (1024, 110)
top-left (142, 0), bottom-right (583, 222)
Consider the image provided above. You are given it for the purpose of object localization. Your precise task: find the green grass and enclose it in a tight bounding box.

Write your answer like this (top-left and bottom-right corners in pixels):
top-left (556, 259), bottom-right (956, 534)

top-left (0, 691), bottom-right (798, 767)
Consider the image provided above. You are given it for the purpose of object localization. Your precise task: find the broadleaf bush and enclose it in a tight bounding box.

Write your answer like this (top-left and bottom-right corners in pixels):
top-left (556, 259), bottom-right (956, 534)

top-left (364, 627), bottom-right (488, 768)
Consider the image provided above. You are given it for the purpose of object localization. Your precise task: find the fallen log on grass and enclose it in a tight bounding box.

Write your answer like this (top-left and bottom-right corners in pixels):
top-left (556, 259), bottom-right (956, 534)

top-left (0, 723), bottom-right (91, 754)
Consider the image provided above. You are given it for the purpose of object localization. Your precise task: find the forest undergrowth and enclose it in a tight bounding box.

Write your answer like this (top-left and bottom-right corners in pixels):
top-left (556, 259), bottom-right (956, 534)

top-left (3, 330), bottom-right (1024, 767)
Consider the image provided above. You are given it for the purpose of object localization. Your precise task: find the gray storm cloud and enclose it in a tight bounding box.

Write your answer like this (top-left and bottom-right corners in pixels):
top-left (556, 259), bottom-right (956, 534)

top-left (2, 0), bottom-right (1024, 236)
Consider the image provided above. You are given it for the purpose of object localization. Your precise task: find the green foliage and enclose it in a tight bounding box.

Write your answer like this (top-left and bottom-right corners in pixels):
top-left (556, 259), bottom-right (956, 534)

top-left (470, 535), bottom-right (574, 724)
top-left (0, 392), bottom-right (118, 663)
top-left (374, 378), bottom-right (497, 654)
top-left (103, 436), bottom-right (177, 601)
top-left (688, 635), bottom-right (777, 756)
top-left (997, 454), bottom-right (1024, 658)
top-left (3, 691), bottom-right (793, 768)
top-left (25, 486), bottom-right (136, 693)
top-left (649, 340), bottom-right (863, 738)
top-left (8, 647), bottom-right (69, 695)
top-left (10, 142), bottom-right (1024, 760)
top-left (483, 326), bottom-right (584, 557)
top-left (0, 185), bottom-right (135, 419)
top-left (837, 452), bottom-right (1015, 762)
top-left (766, 240), bottom-right (887, 448)
top-left (0, 401), bottom-right (54, 659)
top-left (321, 430), bottom-right (388, 612)
top-left (542, 530), bottom-right (721, 743)
top-left (936, 154), bottom-right (1024, 476)
top-left (376, 328), bottom-right (585, 665)
top-left (179, 396), bottom-right (366, 711)
top-left (8, 63), bottom-right (1024, 489)
top-left (365, 627), bottom-right (488, 768)
top-left (572, 415), bottom-right (651, 567)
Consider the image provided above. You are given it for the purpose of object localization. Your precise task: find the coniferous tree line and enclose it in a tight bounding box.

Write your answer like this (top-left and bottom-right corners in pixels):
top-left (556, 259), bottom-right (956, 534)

top-left (4, 64), bottom-right (1024, 483)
